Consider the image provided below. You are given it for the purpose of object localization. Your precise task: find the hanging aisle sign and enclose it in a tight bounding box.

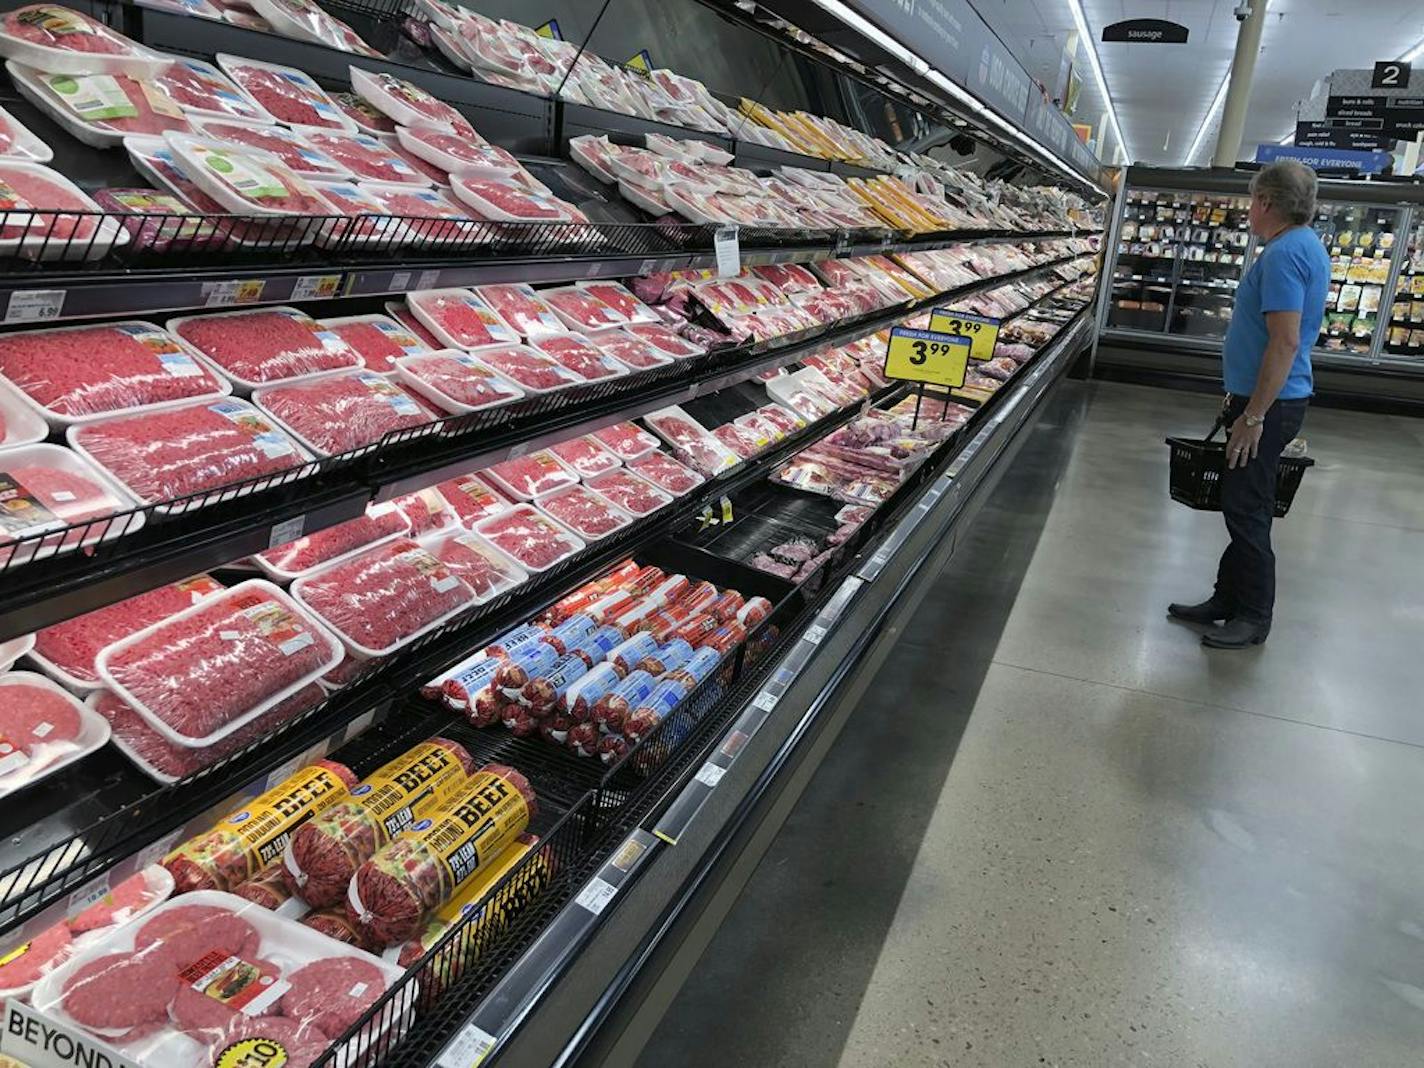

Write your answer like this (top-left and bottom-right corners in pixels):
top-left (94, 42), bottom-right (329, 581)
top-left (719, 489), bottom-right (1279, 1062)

top-left (1101, 19), bottom-right (1189, 44)
top-left (883, 327), bottom-right (972, 388)
top-left (927, 309), bottom-right (1001, 361)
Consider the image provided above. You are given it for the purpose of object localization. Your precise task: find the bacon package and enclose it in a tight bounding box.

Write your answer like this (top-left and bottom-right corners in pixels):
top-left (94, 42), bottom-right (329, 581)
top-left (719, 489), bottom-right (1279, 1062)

top-left (253, 371), bottom-right (438, 456)
top-left (535, 484), bottom-right (632, 540)
top-left (484, 449), bottom-right (578, 501)
top-left (293, 538), bottom-right (476, 657)
top-left (321, 313), bottom-right (433, 373)
top-left (627, 450), bottom-right (704, 496)
top-left (96, 580), bottom-right (342, 747)
top-left (172, 307), bottom-right (362, 389)
top-left (549, 435), bottom-right (621, 478)
top-left (254, 501), bottom-right (408, 580)
top-left (395, 350), bottom-right (525, 413)
top-left (475, 504), bottom-right (584, 572)
top-left (407, 288), bottom-right (518, 350)
top-left (472, 284), bottom-right (563, 338)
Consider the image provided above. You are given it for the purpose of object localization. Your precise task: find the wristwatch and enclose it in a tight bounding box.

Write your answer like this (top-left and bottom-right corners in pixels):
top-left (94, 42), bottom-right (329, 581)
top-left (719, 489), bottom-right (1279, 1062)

top-left (1243, 413), bottom-right (1265, 428)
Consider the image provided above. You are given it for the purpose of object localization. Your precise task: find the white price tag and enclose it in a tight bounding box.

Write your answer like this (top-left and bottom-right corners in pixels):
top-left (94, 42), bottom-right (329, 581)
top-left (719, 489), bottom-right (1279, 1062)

top-left (265, 754), bottom-right (304, 791)
top-left (268, 514), bottom-right (305, 549)
top-left (637, 259), bottom-right (659, 275)
top-left (416, 269), bottom-right (441, 290)
top-left (136, 830), bottom-right (181, 871)
top-left (752, 690), bottom-right (778, 713)
top-left (694, 762), bottom-right (725, 788)
top-left (437, 1023), bottom-right (497, 1068)
top-left (507, 439), bottom-right (532, 460)
top-left (575, 876), bottom-right (618, 916)
top-left (390, 270), bottom-right (412, 291)
top-left (5, 289), bottom-right (64, 324)
top-left (66, 874), bottom-right (113, 917)
top-left (292, 273), bottom-right (342, 301)
top-left (714, 225), bottom-right (741, 277)
top-left (803, 624), bottom-right (827, 646)
top-left (202, 279), bottom-right (265, 306)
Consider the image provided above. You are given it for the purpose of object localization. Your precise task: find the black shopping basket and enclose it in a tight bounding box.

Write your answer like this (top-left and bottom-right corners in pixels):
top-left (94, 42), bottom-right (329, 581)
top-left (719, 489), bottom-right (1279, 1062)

top-left (1165, 417), bottom-right (1314, 518)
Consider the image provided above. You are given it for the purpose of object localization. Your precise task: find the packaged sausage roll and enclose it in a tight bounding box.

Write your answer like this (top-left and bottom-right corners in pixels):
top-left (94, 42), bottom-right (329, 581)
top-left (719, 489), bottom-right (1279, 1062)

top-left (738, 596), bottom-right (773, 628)
top-left (493, 641), bottom-right (560, 698)
top-left (284, 737), bottom-right (477, 907)
top-left (566, 624), bottom-right (623, 665)
top-left (163, 759), bottom-right (357, 893)
top-left (441, 656), bottom-right (500, 714)
top-left (233, 862), bottom-right (298, 912)
top-left (671, 614), bottom-right (719, 647)
top-left (590, 669), bottom-right (656, 733)
top-left (636, 638), bottom-right (694, 676)
top-left (519, 653), bottom-right (590, 711)
top-left (608, 631), bottom-right (659, 676)
top-left (347, 764), bottom-right (536, 945)
top-left (663, 645), bottom-right (723, 690)
top-left (706, 589), bottom-right (745, 623)
top-left (564, 662), bottom-right (622, 721)
top-left (302, 906), bottom-right (378, 950)
top-left (483, 623), bottom-right (546, 658)
top-left (701, 621), bottom-right (747, 654)
top-left (621, 678), bottom-right (688, 743)
top-left (539, 614), bottom-right (594, 654)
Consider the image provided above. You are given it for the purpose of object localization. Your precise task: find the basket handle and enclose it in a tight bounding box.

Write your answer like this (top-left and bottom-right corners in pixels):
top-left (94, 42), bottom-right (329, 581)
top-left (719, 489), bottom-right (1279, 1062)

top-left (1203, 414), bottom-right (1228, 443)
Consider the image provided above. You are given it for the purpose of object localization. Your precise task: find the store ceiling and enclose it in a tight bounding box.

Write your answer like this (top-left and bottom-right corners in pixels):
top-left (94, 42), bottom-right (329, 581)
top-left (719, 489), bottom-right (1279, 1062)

top-left (973, 0), bottom-right (1424, 167)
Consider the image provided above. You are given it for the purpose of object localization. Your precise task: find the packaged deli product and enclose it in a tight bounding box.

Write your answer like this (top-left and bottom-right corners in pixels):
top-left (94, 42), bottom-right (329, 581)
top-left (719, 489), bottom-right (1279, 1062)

top-left (254, 501), bottom-right (408, 580)
top-left (473, 283), bottom-right (563, 338)
top-left (170, 306), bottom-right (363, 389)
top-left (474, 504), bottom-right (584, 572)
top-left (322, 313), bottom-right (434, 374)
top-left (395, 349), bottom-right (525, 413)
top-left (549, 435), bottom-right (621, 479)
top-left (96, 579), bottom-right (342, 747)
top-left (0, 670), bottom-right (109, 798)
top-left (253, 370), bottom-right (438, 456)
top-left (407, 288), bottom-right (518, 350)
top-left (284, 737), bottom-right (477, 907)
top-left (347, 764), bottom-right (536, 944)
top-left (483, 450), bottom-right (578, 501)
top-left (163, 759), bottom-right (358, 892)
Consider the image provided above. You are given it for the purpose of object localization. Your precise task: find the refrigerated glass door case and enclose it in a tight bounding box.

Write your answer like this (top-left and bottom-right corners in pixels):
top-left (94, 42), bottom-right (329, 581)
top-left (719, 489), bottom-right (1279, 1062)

top-left (1312, 199), bottom-right (1403, 358)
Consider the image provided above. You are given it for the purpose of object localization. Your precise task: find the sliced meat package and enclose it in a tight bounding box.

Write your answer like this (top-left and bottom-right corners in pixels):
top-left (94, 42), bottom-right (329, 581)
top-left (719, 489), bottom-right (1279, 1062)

top-left (475, 504), bottom-right (584, 572)
top-left (407, 288), bottom-right (518, 350)
top-left (0, 320), bottom-right (227, 425)
top-left (471, 343), bottom-right (582, 393)
top-left (255, 501), bottom-right (408, 580)
top-left (586, 328), bottom-right (674, 370)
top-left (712, 421), bottom-right (765, 459)
top-left (472, 283), bottom-right (563, 338)
top-left (321, 313), bottom-right (433, 374)
top-left (643, 406), bottom-right (740, 475)
top-left (535, 484), bottom-right (632, 540)
top-left (217, 54), bottom-right (354, 130)
top-left (592, 421), bottom-right (659, 461)
top-left (541, 285), bottom-right (626, 331)
top-left (627, 450), bottom-right (704, 496)
top-left (294, 537), bottom-right (476, 657)
top-left (432, 471), bottom-right (509, 528)
top-left (347, 764), bottom-right (536, 944)
top-left (549, 435), bottom-right (621, 479)
top-left (171, 307), bottom-right (362, 389)
top-left (97, 579), bottom-right (342, 747)
top-left (70, 398), bottom-right (309, 507)
top-left (0, 444), bottom-right (137, 566)
top-left (484, 449), bottom-right (578, 501)
top-left (529, 332), bottom-right (628, 381)
top-left (253, 370), bottom-right (438, 456)
top-left (584, 468), bottom-right (672, 517)
top-left (0, 670), bottom-right (109, 797)
top-left (395, 350), bottom-right (524, 413)
top-left (427, 531), bottom-right (526, 601)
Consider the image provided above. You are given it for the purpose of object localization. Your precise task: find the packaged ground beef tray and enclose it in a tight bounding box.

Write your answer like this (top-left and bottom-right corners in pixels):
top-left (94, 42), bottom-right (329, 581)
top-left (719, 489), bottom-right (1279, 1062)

top-left (251, 0), bottom-right (378, 55)
top-left (304, 127), bottom-right (430, 185)
top-left (69, 398), bottom-right (309, 508)
top-left (0, 99), bottom-right (51, 161)
top-left (0, 159), bottom-right (124, 260)
top-left (535, 484), bottom-right (632, 540)
top-left (529, 332), bottom-right (629, 381)
top-left (96, 579), bottom-right (338, 749)
top-left (393, 486), bottom-right (456, 536)
top-left (254, 501), bottom-right (408, 581)
top-left (593, 421), bottom-right (660, 460)
top-left (394, 122), bottom-right (503, 174)
top-left (473, 283), bottom-right (563, 338)
top-left (333, 89), bottom-right (394, 133)
top-left (627, 450), bottom-right (705, 496)
top-left (29, 889), bottom-right (403, 1067)
top-left (364, 183), bottom-right (481, 245)
top-left (585, 328), bottom-right (674, 370)
top-left (584, 468), bottom-right (673, 516)
top-left (474, 505), bottom-right (584, 573)
top-left (0, 670), bottom-right (110, 798)
top-left (165, 134), bottom-right (337, 217)
top-left (426, 531), bottom-right (526, 601)
top-left (253, 370), bottom-right (439, 456)
top-left (377, 132), bottom-right (447, 182)
top-left (192, 118), bottom-right (350, 179)
top-left (550, 435), bottom-right (621, 479)
top-left (431, 471), bottom-right (509, 528)
top-left (395, 350), bottom-right (525, 413)
top-left (0, 632), bottom-right (35, 671)
top-left (292, 538), bottom-right (477, 657)
top-left (154, 56), bottom-right (271, 122)
top-left (216, 53), bottom-right (356, 131)
top-left (407, 288), bottom-right (518, 350)
top-left (322, 313), bottom-right (433, 373)
top-left (347, 763), bottom-right (536, 945)
top-left (7, 63), bottom-right (192, 148)
top-left (577, 281), bottom-right (659, 324)
top-left (541, 285), bottom-right (627, 331)
top-left (92, 187), bottom-right (227, 254)
top-left (307, 178), bottom-right (414, 248)
top-left (450, 172), bottom-right (579, 223)
top-left (484, 450), bottom-right (578, 501)
top-left (171, 306), bottom-right (363, 388)
top-left (0, 5), bottom-right (171, 77)
top-left (0, 443), bottom-right (140, 567)
top-left (349, 65), bottom-right (470, 132)
top-left (30, 573), bottom-right (224, 691)
top-left (0, 320), bottom-right (229, 426)
top-left (471, 343), bottom-right (582, 393)
top-left (284, 736), bottom-right (476, 907)
top-left (94, 683), bottom-right (325, 783)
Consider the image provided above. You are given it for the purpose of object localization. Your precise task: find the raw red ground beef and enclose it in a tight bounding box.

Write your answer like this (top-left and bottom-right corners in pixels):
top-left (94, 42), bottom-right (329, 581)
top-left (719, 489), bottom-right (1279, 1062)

top-left (531, 334), bottom-right (623, 380)
top-left (580, 283), bottom-right (653, 323)
top-left (208, 1014), bottom-right (331, 1068)
top-left (68, 870), bottom-right (165, 934)
top-left (713, 421), bottom-right (763, 459)
top-left (0, 322), bottom-right (223, 419)
top-left (0, 918), bottom-right (70, 990)
top-left (34, 73), bottom-right (190, 138)
top-left (476, 505), bottom-right (582, 571)
top-left (485, 451), bottom-right (577, 500)
top-left (432, 534), bottom-right (521, 597)
top-left (585, 469), bottom-right (670, 516)
top-left (400, 125), bottom-right (489, 167)
top-left (409, 290), bottom-right (515, 349)
top-left (259, 505), bottom-right (406, 576)
top-left (174, 309), bottom-right (361, 385)
top-left (34, 574), bottom-right (223, 686)
top-left (280, 956), bottom-right (385, 1035)
top-left (129, 143), bottom-right (227, 214)
top-left (453, 174), bottom-right (571, 221)
top-left (93, 188), bottom-right (226, 254)
top-left (386, 303), bottom-right (444, 350)
top-left (325, 316), bottom-right (430, 372)
top-left (537, 485), bottom-right (629, 539)
top-left (627, 451), bottom-right (703, 495)
top-left (549, 436), bottom-right (620, 478)
top-left (258, 372), bottom-right (437, 456)
top-left (334, 91), bottom-right (395, 133)
top-left (434, 473), bottom-right (507, 527)
top-left (0, 163), bottom-right (99, 243)
top-left (625, 322), bottom-right (704, 358)
top-left (96, 684), bottom-right (324, 781)
top-left (198, 121), bottom-right (345, 178)
top-left (592, 421), bottom-right (659, 460)
top-left (3, 6), bottom-right (134, 55)
top-left (475, 344), bottom-right (578, 392)
top-left (367, 186), bottom-right (476, 244)
top-left (225, 63), bottom-right (347, 130)
top-left (380, 134), bottom-right (447, 183)
top-left (182, 147), bottom-right (333, 215)
top-left (134, 904), bottom-right (260, 961)
top-left (361, 70), bottom-right (468, 131)
top-left (156, 60), bottom-right (266, 121)
top-left (542, 287), bottom-right (624, 330)
top-left (0, 464), bottom-right (123, 555)
top-left (392, 488), bottom-right (454, 536)
top-left (400, 352), bottom-right (522, 411)
top-left (586, 330), bottom-right (670, 370)
top-left (297, 538), bottom-right (475, 654)
top-left (101, 584), bottom-right (338, 743)
top-left (305, 129), bottom-right (424, 184)
top-left (74, 400), bottom-right (305, 505)
top-left (60, 949), bottom-right (177, 1029)
top-left (474, 284), bottom-right (561, 337)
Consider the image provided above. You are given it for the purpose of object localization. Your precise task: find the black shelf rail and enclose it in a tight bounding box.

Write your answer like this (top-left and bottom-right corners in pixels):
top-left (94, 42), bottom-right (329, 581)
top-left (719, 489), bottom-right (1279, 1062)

top-left (0, 262), bottom-right (1095, 947)
top-left (0, 249), bottom-right (1094, 639)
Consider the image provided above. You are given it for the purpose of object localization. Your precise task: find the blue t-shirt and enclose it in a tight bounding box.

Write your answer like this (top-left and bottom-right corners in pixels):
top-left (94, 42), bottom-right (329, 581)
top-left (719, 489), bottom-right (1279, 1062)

top-left (1221, 226), bottom-right (1330, 399)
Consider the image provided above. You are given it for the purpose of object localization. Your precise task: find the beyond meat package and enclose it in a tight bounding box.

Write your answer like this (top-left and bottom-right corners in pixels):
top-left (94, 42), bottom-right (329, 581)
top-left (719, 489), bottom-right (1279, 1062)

top-left (30, 890), bottom-right (404, 1068)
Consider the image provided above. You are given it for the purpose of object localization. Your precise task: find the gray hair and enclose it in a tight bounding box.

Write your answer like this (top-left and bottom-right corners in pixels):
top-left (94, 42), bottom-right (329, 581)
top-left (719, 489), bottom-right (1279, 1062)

top-left (1249, 160), bottom-right (1318, 225)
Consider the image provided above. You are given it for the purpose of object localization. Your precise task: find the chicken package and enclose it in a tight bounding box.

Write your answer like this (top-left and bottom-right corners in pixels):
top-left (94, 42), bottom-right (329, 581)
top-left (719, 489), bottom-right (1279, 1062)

top-left (321, 313), bottom-right (433, 374)
top-left (643, 406), bottom-right (740, 476)
top-left (432, 472), bottom-right (509, 528)
top-left (407, 288), bottom-right (518, 350)
top-left (69, 398), bottom-right (309, 508)
top-left (483, 449), bottom-right (578, 501)
top-left (627, 450), bottom-right (704, 496)
top-left (171, 307), bottom-right (362, 389)
top-left (472, 283), bottom-right (564, 338)
top-left (549, 435), bottom-right (621, 479)
top-left (593, 421), bottom-right (659, 461)
top-left (284, 737), bottom-right (477, 907)
top-left (473, 343), bottom-right (583, 393)
top-left (216, 53), bottom-right (355, 131)
top-left (346, 764), bottom-right (536, 945)
top-left (293, 538), bottom-right (477, 658)
top-left (96, 579), bottom-right (343, 747)
top-left (0, 444), bottom-right (137, 567)
top-left (254, 501), bottom-right (408, 580)
top-left (535, 483), bottom-right (632, 540)
top-left (395, 349), bottom-right (525, 413)
top-left (474, 504), bottom-right (585, 572)
top-left (530, 332), bottom-right (628, 381)
top-left (584, 328), bottom-right (672, 370)
top-left (541, 285), bottom-right (627, 331)
top-left (427, 530), bottom-right (526, 601)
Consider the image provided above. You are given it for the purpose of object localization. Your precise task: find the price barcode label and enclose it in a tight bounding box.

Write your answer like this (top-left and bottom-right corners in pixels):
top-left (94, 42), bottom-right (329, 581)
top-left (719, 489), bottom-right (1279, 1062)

top-left (695, 762), bottom-right (725, 788)
top-left (390, 270), bottom-right (412, 292)
top-left (203, 279), bottom-right (266, 306)
top-left (752, 690), bottom-right (778, 712)
top-left (437, 1024), bottom-right (497, 1068)
top-left (67, 875), bottom-right (113, 917)
top-left (575, 876), bottom-right (618, 915)
top-left (268, 514), bottom-right (305, 549)
top-left (416, 269), bottom-right (441, 290)
top-left (714, 225), bottom-right (741, 277)
top-left (804, 624), bottom-right (827, 646)
top-left (292, 274), bottom-right (342, 301)
top-left (5, 289), bottom-right (64, 324)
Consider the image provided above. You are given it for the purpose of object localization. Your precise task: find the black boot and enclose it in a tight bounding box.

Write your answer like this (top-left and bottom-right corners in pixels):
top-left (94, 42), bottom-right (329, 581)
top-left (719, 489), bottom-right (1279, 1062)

top-left (1201, 618), bottom-right (1270, 649)
top-left (1167, 596), bottom-right (1233, 624)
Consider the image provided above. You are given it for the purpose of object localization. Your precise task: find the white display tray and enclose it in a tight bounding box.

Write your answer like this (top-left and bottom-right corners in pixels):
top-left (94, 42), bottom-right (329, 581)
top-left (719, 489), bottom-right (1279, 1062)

top-left (0, 670), bottom-right (111, 801)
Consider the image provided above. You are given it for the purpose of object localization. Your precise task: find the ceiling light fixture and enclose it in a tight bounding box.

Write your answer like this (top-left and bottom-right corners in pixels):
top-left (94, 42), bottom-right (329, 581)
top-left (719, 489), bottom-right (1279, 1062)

top-left (1402, 37), bottom-right (1424, 63)
top-left (1184, 70), bottom-right (1232, 165)
top-left (1064, 0), bottom-right (1129, 162)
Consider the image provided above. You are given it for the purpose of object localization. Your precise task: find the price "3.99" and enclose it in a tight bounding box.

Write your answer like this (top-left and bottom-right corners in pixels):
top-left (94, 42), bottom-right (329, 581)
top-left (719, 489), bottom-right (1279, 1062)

top-left (908, 339), bottom-right (963, 364)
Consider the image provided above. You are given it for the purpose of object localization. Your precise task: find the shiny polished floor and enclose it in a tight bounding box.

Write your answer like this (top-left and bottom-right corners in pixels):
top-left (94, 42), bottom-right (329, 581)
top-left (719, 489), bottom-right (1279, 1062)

top-left (635, 380), bottom-right (1424, 1068)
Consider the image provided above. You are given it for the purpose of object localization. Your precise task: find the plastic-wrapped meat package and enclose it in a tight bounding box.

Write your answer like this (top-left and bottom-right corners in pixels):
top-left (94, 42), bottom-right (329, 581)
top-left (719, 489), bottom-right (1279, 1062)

top-left (567, 134), bottom-right (617, 183)
top-left (712, 421), bottom-right (764, 459)
top-left (623, 322), bottom-right (704, 359)
top-left (0, 671), bottom-right (103, 795)
top-left (756, 403), bottom-right (804, 437)
top-left (0, 160), bottom-right (114, 251)
top-left (166, 136), bottom-right (336, 217)
top-left (365, 184), bottom-right (480, 245)
top-left (0, 5), bottom-right (160, 70)
top-left (377, 132), bottom-right (447, 183)
top-left (256, 501), bottom-right (407, 579)
top-left (529, 333), bottom-right (627, 381)
top-left (0, 100), bottom-right (49, 161)
top-left (474, 343), bottom-right (581, 393)
top-left (584, 329), bottom-right (672, 370)
top-left (172, 307), bottom-right (362, 388)
top-left (451, 173), bottom-right (578, 222)
top-left (549, 435), bottom-right (620, 479)
top-left (644, 406), bottom-right (740, 476)
top-left (384, 302), bottom-right (443, 350)
top-left (627, 450), bottom-right (703, 496)
top-left (333, 90), bottom-right (394, 133)
top-left (123, 135), bottom-right (227, 217)
top-left (302, 179), bottom-right (410, 247)
top-left (8, 64), bottom-right (191, 146)
top-left (92, 188), bottom-right (226, 254)
top-left (394, 123), bottom-right (495, 171)
top-left (541, 286), bottom-right (626, 331)
top-left (484, 450), bottom-right (577, 501)
top-left (257, 0), bottom-right (378, 55)
top-left (156, 58), bottom-right (268, 122)
top-left (429, 532), bottom-right (525, 601)
top-left (407, 289), bottom-right (517, 350)
top-left (475, 504), bottom-right (584, 572)
top-left (429, 473), bottom-right (505, 529)
top-left (473, 284), bottom-right (563, 338)
top-left (396, 350), bottom-right (523, 413)
top-left (977, 355), bottom-right (1019, 381)
top-left (254, 371), bottom-right (437, 456)
top-left (31, 574), bottom-right (224, 690)
top-left (194, 119), bottom-right (348, 179)
top-left (321, 314), bottom-right (431, 374)
top-left (96, 683), bottom-right (323, 782)
top-left (584, 468), bottom-right (671, 517)
top-left (535, 484), bottom-right (631, 540)
top-left (217, 55), bottom-right (353, 130)
top-left (350, 66), bottom-right (468, 131)
top-left (0, 321), bottom-right (228, 424)
top-left (393, 486), bottom-right (456, 536)
top-left (0, 445), bottom-right (135, 566)
top-left (577, 282), bottom-right (658, 324)
top-left (593, 421), bottom-right (659, 460)
top-left (304, 129), bottom-right (428, 185)
top-left (295, 538), bottom-right (475, 656)
top-left (97, 580), bottom-right (341, 746)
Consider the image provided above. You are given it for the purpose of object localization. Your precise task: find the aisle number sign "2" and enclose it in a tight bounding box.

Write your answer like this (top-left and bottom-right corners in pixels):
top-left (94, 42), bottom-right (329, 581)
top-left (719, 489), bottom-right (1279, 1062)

top-left (883, 326), bottom-right (972, 388)
top-left (927, 309), bottom-right (1001, 361)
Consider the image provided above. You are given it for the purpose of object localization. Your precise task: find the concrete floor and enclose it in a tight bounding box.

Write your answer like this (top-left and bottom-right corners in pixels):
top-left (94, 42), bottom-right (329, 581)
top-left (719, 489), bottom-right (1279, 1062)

top-left (635, 380), bottom-right (1424, 1068)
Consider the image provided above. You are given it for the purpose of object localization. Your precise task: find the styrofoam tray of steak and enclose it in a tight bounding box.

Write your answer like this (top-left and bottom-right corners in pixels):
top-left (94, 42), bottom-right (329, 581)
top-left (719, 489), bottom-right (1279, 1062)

top-left (469, 343), bottom-right (581, 394)
top-left (576, 281), bottom-right (659, 324)
top-left (623, 321), bottom-right (706, 359)
top-left (406, 288), bottom-right (518, 351)
top-left (474, 504), bottom-right (584, 573)
top-left (529, 332), bottom-right (629, 382)
top-left (592, 421), bottom-right (659, 460)
top-left (541, 285), bottom-right (627, 331)
top-left (483, 449), bottom-right (579, 501)
top-left (170, 306), bottom-right (363, 390)
top-left (0, 670), bottom-right (110, 800)
top-left (627, 450), bottom-right (704, 496)
top-left (549, 435), bottom-right (621, 479)
top-left (252, 370), bottom-right (438, 456)
top-left (432, 471), bottom-right (509, 528)
top-left (584, 328), bottom-right (673, 370)
top-left (584, 467), bottom-right (673, 516)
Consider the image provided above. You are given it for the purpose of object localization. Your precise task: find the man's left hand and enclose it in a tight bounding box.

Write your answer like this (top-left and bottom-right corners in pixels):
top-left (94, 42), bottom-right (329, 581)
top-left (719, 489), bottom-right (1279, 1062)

top-left (1225, 414), bottom-right (1263, 469)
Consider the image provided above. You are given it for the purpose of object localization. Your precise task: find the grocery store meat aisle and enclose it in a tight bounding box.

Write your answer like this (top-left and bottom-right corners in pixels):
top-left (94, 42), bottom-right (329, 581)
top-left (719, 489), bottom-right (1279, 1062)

top-left (636, 380), bottom-right (1424, 1068)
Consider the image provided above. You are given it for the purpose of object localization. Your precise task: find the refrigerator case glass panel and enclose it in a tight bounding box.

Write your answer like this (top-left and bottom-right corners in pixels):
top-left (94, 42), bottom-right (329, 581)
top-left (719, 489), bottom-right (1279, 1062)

top-left (1384, 214), bottom-right (1424, 358)
top-left (1313, 201), bottom-right (1401, 356)
top-left (1166, 191), bottom-right (1252, 341)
